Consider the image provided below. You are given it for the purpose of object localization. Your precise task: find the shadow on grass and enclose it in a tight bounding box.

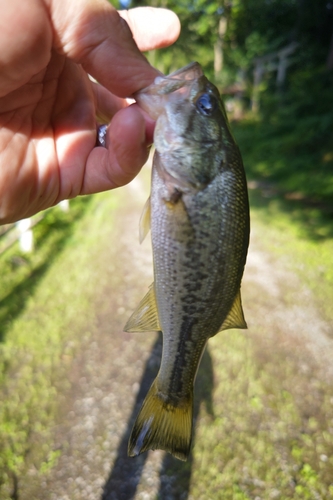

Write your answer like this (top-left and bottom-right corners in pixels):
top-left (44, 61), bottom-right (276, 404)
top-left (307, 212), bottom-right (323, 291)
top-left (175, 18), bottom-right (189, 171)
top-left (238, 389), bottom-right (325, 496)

top-left (102, 333), bottom-right (214, 500)
top-left (0, 196), bottom-right (92, 343)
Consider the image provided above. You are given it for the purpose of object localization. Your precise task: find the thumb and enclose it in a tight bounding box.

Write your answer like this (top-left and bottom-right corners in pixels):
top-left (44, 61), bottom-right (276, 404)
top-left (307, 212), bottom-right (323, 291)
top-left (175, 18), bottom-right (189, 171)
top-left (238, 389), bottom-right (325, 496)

top-left (50, 0), bottom-right (180, 97)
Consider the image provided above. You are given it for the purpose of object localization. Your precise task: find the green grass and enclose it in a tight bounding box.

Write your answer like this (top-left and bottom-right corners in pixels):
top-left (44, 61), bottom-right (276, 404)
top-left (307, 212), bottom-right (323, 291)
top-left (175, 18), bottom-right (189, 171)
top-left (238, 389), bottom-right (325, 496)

top-left (0, 197), bottom-right (93, 343)
top-left (0, 192), bottom-right (119, 499)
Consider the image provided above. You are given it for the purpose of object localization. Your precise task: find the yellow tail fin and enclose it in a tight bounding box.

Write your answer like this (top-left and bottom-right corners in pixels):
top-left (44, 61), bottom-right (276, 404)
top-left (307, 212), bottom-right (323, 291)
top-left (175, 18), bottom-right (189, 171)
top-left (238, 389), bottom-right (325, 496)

top-left (128, 378), bottom-right (193, 461)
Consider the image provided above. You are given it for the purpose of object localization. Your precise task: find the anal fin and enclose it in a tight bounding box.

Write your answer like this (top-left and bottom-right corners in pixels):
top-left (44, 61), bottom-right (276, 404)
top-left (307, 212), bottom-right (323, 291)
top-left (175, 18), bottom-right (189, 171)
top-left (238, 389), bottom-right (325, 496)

top-left (124, 283), bottom-right (160, 332)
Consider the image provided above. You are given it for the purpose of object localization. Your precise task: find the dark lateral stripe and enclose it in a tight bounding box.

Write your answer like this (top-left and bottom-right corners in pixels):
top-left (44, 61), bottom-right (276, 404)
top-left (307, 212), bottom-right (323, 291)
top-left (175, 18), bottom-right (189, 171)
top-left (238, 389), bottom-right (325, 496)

top-left (167, 316), bottom-right (199, 399)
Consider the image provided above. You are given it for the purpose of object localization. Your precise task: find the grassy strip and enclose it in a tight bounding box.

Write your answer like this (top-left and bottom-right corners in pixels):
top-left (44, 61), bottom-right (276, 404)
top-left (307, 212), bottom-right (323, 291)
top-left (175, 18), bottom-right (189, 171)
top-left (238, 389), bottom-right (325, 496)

top-left (0, 192), bottom-right (118, 498)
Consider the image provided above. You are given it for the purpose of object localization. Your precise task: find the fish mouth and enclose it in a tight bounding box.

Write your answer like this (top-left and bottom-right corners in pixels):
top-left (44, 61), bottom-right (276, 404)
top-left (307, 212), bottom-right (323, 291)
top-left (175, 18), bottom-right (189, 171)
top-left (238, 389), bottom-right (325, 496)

top-left (153, 62), bottom-right (203, 95)
top-left (167, 62), bottom-right (203, 81)
top-left (135, 62), bottom-right (204, 98)
top-left (133, 62), bottom-right (208, 120)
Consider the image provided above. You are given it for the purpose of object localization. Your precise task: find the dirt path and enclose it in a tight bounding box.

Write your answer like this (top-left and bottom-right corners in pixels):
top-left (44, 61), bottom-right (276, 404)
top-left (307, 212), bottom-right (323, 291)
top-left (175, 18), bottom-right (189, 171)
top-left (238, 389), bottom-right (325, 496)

top-left (244, 224), bottom-right (333, 380)
top-left (20, 166), bottom-right (333, 500)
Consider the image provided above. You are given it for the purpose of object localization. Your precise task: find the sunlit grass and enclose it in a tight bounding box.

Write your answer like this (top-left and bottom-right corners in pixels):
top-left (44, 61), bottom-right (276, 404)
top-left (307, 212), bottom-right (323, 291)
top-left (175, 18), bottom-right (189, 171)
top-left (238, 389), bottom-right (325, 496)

top-left (0, 192), bottom-right (118, 498)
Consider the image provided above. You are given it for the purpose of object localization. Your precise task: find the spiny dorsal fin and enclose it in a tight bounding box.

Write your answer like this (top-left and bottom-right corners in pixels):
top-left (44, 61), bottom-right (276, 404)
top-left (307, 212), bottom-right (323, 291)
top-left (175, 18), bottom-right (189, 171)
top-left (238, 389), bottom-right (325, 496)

top-left (139, 196), bottom-right (151, 244)
top-left (215, 289), bottom-right (247, 335)
top-left (124, 283), bottom-right (160, 332)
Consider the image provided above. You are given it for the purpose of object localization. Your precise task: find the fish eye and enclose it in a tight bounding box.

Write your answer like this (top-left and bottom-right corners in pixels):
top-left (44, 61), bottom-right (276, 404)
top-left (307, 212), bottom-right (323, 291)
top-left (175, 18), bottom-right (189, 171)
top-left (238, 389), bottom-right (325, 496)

top-left (196, 93), bottom-right (217, 116)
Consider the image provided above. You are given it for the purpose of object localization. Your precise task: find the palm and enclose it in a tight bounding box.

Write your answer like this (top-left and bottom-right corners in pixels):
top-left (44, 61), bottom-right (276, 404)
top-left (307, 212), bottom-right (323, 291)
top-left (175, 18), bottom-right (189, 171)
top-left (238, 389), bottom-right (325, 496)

top-left (0, 50), bottom-right (97, 221)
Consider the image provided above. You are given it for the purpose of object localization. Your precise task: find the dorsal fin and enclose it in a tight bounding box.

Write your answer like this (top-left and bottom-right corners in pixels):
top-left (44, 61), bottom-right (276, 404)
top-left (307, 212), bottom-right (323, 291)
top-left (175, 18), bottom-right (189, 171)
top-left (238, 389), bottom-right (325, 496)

top-left (213, 289), bottom-right (247, 336)
top-left (124, 283), bottom-right (160, 332)
top-left (139, 196), bottom-right (151, 244)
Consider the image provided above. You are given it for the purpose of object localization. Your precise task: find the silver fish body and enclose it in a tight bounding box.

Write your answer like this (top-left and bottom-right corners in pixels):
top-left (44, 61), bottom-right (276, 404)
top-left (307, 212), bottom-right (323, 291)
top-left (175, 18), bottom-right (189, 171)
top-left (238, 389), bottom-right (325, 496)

top-left (125, 62), bottom-right (250, 461)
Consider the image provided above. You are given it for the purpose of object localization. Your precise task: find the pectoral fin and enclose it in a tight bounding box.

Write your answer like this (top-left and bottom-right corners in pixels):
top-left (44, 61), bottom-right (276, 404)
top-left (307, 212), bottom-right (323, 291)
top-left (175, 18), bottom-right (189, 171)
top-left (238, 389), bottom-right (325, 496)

top-left (139, 197), bottom-right (151, 244)
top-left (215, 290), bottom-right (247, 335)
top-left (124, 283), bottom-right (161, 332)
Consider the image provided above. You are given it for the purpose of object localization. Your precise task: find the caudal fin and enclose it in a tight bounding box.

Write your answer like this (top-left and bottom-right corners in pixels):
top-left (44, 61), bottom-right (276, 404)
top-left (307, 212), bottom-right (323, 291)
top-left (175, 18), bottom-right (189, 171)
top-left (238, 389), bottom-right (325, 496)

top-left (128, 378), bottom-right (193, 461)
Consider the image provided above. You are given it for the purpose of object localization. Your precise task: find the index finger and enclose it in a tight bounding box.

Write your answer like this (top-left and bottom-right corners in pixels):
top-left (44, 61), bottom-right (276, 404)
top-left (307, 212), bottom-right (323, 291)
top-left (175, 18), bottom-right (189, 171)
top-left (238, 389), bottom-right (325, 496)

top-left (119, 7), bottom-right (180, 52)
top-left (50, 0), bottom-right (180, 97)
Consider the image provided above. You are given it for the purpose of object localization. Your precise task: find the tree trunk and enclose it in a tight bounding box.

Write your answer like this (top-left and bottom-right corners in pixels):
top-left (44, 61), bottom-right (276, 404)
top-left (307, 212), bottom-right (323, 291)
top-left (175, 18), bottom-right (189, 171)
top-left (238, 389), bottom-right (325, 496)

top-left (214, 17), bottom-right (227, 78)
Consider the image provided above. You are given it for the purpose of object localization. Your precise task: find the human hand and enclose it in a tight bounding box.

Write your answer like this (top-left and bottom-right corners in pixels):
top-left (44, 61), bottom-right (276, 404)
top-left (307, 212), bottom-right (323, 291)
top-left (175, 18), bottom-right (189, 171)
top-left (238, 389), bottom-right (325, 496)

top-left (0, 0), bottom-right (180, 224)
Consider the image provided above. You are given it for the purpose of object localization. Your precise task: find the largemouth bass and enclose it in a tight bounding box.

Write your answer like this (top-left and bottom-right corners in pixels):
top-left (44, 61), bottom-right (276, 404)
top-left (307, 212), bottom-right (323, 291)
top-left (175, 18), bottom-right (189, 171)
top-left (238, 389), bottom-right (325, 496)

top-left (124, 62), bottom-right (250, 461)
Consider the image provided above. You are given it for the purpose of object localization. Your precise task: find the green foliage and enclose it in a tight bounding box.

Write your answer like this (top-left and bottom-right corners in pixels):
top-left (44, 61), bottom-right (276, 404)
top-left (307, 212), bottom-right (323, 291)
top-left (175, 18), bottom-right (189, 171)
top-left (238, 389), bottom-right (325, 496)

top-left (231, 56), bottom-right (333, 320)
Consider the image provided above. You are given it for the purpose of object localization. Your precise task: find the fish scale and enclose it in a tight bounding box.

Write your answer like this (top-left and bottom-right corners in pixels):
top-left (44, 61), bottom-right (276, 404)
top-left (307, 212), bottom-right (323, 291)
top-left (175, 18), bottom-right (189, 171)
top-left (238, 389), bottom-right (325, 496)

top-left (124, 62), bottom-right (250, 461)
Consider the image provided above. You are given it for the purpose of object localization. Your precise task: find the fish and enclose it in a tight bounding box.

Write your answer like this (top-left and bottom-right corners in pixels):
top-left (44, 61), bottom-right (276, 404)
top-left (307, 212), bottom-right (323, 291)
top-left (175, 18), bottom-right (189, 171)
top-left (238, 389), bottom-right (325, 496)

top-left (124, 62), bottom-right (250, 461)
